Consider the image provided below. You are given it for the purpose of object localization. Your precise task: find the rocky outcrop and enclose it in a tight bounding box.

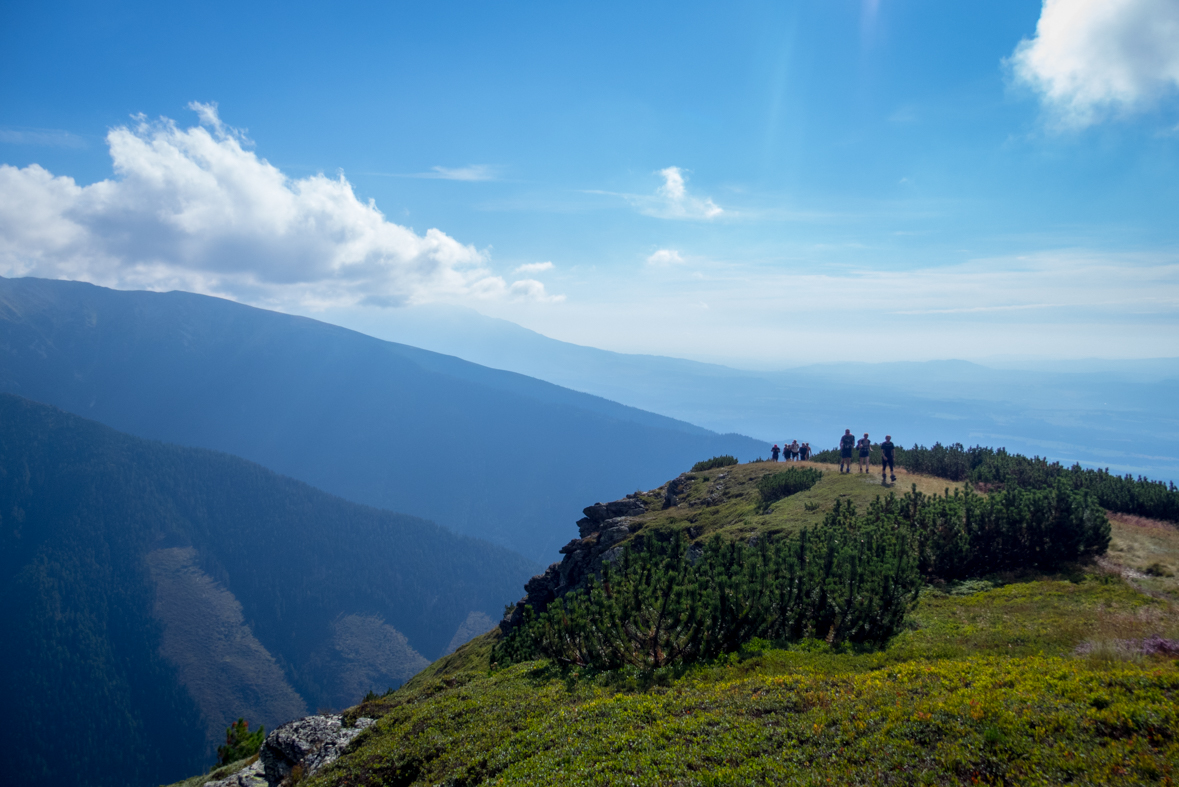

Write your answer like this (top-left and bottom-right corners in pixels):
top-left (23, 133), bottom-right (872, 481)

top-left (206, 714), bottom-right (374, 787)
top-left (662, 473), bottom-right (693, 509)
top-left (501, 493), bottom-right (647, 633)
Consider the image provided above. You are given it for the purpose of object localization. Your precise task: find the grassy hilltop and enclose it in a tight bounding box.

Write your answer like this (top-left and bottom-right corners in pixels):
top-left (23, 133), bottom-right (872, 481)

top-left (181, 459), bottom-right (1179, 786)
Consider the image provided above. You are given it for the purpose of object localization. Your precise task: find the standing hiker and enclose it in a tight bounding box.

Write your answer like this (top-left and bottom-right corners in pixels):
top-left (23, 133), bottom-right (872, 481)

top-left (771, 444), bottom-right (780, 462)
top-left (839, 429), bottom-right (855, 474)
top-left (880, 434), bottom-right (897, 484)
top-left (790, 439), bottom-right (800, 461)
top-left (801, 442), bottom-right (810, 461)
top-left (858, 433), bottom-right (872, 473)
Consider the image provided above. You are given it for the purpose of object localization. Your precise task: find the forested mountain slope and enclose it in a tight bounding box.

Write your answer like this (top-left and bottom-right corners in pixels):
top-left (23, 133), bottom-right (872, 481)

top-left (0, 276), bottom-right (764, 560)
top-left (177, 457), bottom-right (1179, 787)
top-left (0, 394), bottom-right (536, 787)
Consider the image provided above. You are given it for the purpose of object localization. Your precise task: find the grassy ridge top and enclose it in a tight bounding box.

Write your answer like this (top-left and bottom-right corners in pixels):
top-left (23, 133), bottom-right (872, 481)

top-left (291, 466), bottom-right (1178, 786)
top-left (168, 464), bottom-right (1179, 787)
top-left (621, 460), bottom-right (963, 543)
top-left (314, 558), bottom-right (1179, 786)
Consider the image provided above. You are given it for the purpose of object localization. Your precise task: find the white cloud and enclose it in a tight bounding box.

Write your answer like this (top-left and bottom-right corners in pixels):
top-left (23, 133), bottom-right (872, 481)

top-left (420, 165), bottom-right (498, 181)
top-left (654, 167), bottom-right (723, 219)
top-left (0, 104), bottom-right (557, 308)
top-left (514, 261), bottom-right (554, 274)
top-left (647, 248), bottom-right (686, 266)
top-left (1009, 0), bottom-right (1179, 127)
top-left (0, 127), bottom-right (88, 148)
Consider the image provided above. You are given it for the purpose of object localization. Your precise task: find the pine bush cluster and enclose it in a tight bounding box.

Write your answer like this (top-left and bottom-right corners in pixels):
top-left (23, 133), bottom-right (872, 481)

top-left (496, 484), bottom-right (1109, 670)
top-left (756, 467), bottom-right (823, 504)
top-left (691, 455), bottom-right (739, 472)
top-left (902, 443), bottom-right (1179, 522)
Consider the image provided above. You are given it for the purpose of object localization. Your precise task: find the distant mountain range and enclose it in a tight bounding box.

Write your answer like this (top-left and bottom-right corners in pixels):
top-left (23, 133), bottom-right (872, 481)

top-left (0, 276), bottom-right (765, 561)
top-left (323, 303), bottom-right (1179, 482)
top-left (0, 393), bottom-right (537, 787)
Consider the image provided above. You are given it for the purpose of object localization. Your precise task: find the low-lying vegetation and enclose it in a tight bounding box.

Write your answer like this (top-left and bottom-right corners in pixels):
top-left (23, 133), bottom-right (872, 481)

top-left (691, 454), bottom-right (739, 472)
top-left (498, 483), bottom-right (1109, 671)
top-left (306, 568), bottom-right (1179, 787)
top-left (813, 441), bottom-right (1179, 522)
top-left (756, 466), bottom-right (823, 504)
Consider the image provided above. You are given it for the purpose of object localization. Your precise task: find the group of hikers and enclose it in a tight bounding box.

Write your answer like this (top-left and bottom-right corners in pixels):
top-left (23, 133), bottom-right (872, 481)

top-left (838, 429), bottom-right (897, 484)
top-left (772, 430), bottom-right (898, 485)
top-left (770, 440), bottom-right (810, 463)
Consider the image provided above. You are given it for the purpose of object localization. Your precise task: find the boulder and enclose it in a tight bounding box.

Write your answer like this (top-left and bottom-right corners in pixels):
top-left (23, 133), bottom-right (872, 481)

top-left (261, 715), bottom-right (374, 785)
top-left (206, 715), bottom-right (373, 787)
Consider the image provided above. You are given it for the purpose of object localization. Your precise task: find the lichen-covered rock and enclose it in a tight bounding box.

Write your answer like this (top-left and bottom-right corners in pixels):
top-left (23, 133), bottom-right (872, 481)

top-left (208, 715), bottom-right (373, 787)
top-left (205, 759), bottom-right (267, 787)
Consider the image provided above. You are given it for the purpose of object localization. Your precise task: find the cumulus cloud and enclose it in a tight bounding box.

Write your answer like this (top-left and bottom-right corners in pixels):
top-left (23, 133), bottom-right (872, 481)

top-left (0, 104), bottom-right (557, 308)
top-left (1009, 0), bottom-right (1179, 127)
top-left (514, 261), bottom-right (554, 273)
top-left (647, 249), bottom-right (686, 265)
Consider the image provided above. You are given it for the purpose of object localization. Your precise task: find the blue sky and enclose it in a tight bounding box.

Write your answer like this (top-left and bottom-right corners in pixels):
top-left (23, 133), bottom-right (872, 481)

top-left (2, 0), bottom-right (1177, 366)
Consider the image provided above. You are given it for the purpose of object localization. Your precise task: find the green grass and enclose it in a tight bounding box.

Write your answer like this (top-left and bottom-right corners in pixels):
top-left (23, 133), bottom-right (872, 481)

top-left (174, 463), bottom-right (1179, 787)
top-left (304, 566), bottom-right (1179, 787)
top-left (626, 460), bottom-right (963, 544)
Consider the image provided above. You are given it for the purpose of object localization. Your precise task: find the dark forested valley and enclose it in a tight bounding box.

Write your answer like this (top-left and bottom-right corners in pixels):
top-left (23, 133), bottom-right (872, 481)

top-left (0, 394), bottom-right (536, 787)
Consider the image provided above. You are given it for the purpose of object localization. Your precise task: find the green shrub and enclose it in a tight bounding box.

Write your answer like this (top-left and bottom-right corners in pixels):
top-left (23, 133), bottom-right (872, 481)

top-left (901, 442), bottom-right (1179, 522)
top-left (217, 718), bottom-right (265, 766)
top-left (756, 467), bottom-right (823, 504)
top-left (691, 455), bottom-right (738, 472)
top-left (496, 508), bottom-right (922, 669)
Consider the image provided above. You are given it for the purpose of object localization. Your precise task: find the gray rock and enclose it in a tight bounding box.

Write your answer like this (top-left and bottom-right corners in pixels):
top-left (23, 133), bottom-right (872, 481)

top-left (205, 760), bottom-right (267, 787)
top-left (205, 715), bottom-right (373, 787)
top-left (261, 714), bottom-right (374, 785)
top-left (598, 525), bottom-right (630, 549)
top-left (663, 475), bottom-right (692, 510)
top-left (600, 545), bottom-right (625, 565)
top-left (606, 498), bottom-right (646, 518)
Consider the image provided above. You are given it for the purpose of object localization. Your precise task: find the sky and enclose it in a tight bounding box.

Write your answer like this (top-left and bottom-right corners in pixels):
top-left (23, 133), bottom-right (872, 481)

top-left (1, 0), bottom-right (1178, 367)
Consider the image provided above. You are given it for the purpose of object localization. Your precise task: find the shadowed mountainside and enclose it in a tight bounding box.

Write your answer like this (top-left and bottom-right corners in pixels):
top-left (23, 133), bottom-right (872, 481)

top-left (0, 276), bottom-right (765, 561)
top-left (0, 393), bottom-right (536, 787)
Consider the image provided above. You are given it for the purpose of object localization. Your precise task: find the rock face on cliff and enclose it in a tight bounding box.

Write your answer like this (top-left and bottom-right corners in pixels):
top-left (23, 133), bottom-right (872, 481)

top-left (500, 493), bottom-right (649, 632)
top-left (207, 715), bottom-right (374, 787)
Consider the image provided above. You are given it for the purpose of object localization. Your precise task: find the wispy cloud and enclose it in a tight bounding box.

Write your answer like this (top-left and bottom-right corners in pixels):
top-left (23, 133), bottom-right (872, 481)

top-left (514, 261), bottom-right (554, 273)
top-left (411, 164), bottom-right (499, 181)
top-left (0, 127), bottom-right (88, 148)
top-left (648, 167), bottom-right (723, 220)
top-left (589, 167), bottom-right (725, 221)
top-left (646, 249), bottom-right (686, 266)
top-left (0, 104), bottom-right (560, 309)
top-left (1008, 0), bottom-right (1179, 128)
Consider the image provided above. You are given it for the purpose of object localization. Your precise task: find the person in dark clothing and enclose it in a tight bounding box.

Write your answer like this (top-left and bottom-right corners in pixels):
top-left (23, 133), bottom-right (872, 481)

top-left (771, 444), bottom-right (780, 462)
top-left (880, 435), bottom-right (896, 484)
top-left (839, 429), bottom-right (855, 473)
top-left (801, 442), bottom-right (810, 461)
top-left (857, 433), bottom-right (872, 473)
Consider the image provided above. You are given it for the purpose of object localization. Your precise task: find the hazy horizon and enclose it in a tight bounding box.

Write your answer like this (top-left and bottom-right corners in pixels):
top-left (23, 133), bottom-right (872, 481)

top-left (3, 1), bottom-right (1177, 366)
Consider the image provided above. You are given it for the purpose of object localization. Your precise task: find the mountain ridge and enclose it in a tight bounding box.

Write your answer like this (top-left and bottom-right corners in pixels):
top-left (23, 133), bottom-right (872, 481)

top-left (0, 276), bottom-right (765, 561)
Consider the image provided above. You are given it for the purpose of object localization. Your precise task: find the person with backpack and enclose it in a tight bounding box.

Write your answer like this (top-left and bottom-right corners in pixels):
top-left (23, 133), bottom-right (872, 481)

top-left (880, 434), bottom-right (897, 484)
top-left (857, 433), bottom-right (872, 473)
top-left (839, 429), bottom-right (855, 473)
top-left (771, 444), bottom-right (780, 462)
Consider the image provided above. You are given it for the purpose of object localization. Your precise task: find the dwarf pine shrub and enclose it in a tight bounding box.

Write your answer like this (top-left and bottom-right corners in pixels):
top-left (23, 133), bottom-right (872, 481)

top-left (757, 467), bottom-right (823, 504)
top-left (691, 455), bottom-right (739, 472)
